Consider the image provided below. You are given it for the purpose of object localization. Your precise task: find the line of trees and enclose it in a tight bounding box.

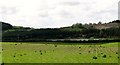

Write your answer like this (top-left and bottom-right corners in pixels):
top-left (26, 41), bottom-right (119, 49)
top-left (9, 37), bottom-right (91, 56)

top-left (1, 20), bottom-right (120, 41)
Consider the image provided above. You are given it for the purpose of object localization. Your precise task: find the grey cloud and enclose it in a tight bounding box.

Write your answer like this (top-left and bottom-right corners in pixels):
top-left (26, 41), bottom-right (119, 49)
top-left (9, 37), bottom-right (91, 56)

top-left (91, 10), bottom-right (117, 21)
top-left (0, 7), bottom-right (18, 15)
top-left (39, 14), bottom-right (48, 18)
top-left (88, 9), bottom-right (117, 23)
top-left (94, 10), bottom-right (117, 15)
top-left (60, 11), bottom-right (70, 15)
top-left (59, 11), bottom-right (74, 18)
top-left (62, 2), bottom-right (80, 6)
top-left (38, 10), bottom-right (49, 18)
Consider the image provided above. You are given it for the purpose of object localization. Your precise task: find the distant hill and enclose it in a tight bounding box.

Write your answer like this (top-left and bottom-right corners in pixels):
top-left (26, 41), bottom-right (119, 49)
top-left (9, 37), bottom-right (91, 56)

top-left (1, 20), bottom-right (120, 42)
top-left (1, 20), bottom-right (120, 31)
top-left (83, 20), bottom-right (120, 30)
top-left (60, 23), bottom-right (85, 32)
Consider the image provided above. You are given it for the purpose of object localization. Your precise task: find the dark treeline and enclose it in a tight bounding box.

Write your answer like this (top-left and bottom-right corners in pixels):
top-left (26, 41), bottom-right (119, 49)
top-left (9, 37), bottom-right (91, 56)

top-left (1, 20), bottom-right (120, 42)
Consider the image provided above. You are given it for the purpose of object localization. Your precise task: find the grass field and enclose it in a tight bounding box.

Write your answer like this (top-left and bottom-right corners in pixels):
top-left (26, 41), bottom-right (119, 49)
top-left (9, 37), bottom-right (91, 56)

top-left (1, 42), bottom-right (119, 63)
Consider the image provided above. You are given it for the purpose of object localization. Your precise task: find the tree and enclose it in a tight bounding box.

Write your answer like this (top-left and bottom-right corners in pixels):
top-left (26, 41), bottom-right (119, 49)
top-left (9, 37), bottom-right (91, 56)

top-left (1, 22), bottom-right (13, 31)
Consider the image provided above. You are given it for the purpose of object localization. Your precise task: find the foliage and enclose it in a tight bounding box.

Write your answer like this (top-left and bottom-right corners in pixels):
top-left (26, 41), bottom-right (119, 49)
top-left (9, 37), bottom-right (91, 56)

top-left (1, 20), bottom-right (120, 41)
top-left (0, 22), bottom-right (13, 31)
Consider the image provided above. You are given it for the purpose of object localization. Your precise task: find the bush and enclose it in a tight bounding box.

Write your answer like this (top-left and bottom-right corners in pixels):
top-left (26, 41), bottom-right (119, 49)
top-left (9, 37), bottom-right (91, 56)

top-left (1, 63), bottom-right (4, 65)
top-left (40, 50), bottom-right (41, 52)
top-left (54, 45), bottom-right (57, 47)
top-left (45, 51), bottom-right (46, 53)
top-left (94, 50), bottom-right (96, 52)
top-left (20, 54), bottom-right (22, 56)
top-left (93, 56), bottom-right (97, 59)
top-left (103, 47), bottom-right (105, 48)
top-left (103, 55), bottom-right (107, 58)
top-left (24, 53), bottom-right (27, 55)
top-left (88, 51), bottom-right (90, 53)
top-left (13, 55), bottom-right (16, 57)
top-left (41, 53), bottom-right (42, 55)
top-left (118, 56), bottom-right (119, 59)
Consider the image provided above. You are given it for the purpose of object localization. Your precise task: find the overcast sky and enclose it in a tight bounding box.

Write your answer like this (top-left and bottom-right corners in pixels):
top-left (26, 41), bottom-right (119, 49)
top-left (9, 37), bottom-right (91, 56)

top-left (0, 0), bottom-right (119, 28)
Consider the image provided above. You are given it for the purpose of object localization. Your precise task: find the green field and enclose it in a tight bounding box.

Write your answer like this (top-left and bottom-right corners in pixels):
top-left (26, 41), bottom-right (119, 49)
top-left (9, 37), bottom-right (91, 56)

top-left (1, 42), bottom-right (119, 63)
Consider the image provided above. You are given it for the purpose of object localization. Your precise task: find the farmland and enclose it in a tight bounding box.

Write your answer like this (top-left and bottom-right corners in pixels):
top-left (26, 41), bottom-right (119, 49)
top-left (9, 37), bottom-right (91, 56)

top-left (1, 42), bottom-right (119, 63)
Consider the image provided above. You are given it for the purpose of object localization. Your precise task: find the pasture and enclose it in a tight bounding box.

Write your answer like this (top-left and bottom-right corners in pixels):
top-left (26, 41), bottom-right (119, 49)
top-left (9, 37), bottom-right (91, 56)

top-left (1, 42), bottom-right (119, 63)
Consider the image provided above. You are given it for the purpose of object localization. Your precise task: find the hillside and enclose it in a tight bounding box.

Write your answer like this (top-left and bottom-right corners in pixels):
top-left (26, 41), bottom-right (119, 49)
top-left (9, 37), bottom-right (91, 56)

top-left (83, 20), bottom-right (120, 30)
top-left (1, 20), bottom-right (120, 42)
top-left (0, 22), bottom-right (13, 31)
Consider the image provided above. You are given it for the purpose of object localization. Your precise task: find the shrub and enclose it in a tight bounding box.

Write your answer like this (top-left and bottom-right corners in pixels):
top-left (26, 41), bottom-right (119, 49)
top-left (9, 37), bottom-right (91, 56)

top-left (1, 63), bottom-right (4, 65)
top-left (13, 55), bottom-right (16, 57)
top-left (88, 51), bottom-right (90, 53)
top-left (20, 54), bottom-right (22, 56)
top-left (103, 47), bottom-right (105, 48)
top-left (40, 50), bottom-right (41, 52)
top-left (24, 53), bottom-right (26, 55)
top-left (93, 56), bottom-right (97, 59)
top-left (41, 53), bottom-right (42, 55)
top-left (94, 50), bottom-right (96, 52)
top-left (103, 54), bottom-right (107, 58)
top-left (54, 45), bottom-right (57, 47)
top-left (118, 56), bottom-right (119, 59)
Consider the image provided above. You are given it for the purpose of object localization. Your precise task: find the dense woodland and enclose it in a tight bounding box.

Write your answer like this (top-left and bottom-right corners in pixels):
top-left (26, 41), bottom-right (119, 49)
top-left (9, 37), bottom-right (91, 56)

top-left (1, 20), bottom-right (120, 41)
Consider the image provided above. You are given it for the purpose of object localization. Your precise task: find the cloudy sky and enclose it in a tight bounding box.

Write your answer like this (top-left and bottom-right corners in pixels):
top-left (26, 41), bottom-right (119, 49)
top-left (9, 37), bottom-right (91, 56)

top-left (0, 0), bottom-right (119, 28)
